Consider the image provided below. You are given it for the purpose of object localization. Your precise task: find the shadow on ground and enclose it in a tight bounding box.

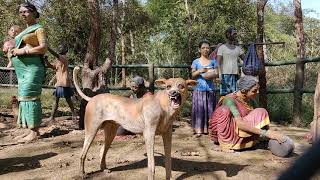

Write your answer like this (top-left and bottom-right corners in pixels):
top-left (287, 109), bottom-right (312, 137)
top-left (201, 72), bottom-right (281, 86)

top-left (83, 154), bottom-right (247, 180)
top-left (0, 152), bottom-right (57, 175)
top-left (40, 128), bottom-right (71, 138)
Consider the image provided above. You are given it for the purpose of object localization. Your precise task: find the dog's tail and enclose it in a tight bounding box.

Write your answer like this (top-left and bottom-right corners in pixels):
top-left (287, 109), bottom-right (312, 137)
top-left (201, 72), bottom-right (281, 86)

top-left (73, 66), bottom-right (91, 101)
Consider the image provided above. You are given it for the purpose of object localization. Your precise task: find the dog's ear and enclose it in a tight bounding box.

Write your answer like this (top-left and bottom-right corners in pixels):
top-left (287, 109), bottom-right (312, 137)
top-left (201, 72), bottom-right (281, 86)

top-left (155, 78), bottom-right (167, 88)
top-left (186, 80), bottom-right (197, 88)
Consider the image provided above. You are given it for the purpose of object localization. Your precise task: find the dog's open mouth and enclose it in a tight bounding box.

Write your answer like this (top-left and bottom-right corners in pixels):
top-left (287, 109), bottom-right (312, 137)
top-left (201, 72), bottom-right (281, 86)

top-left (170, 94), bottom-right (182, 108)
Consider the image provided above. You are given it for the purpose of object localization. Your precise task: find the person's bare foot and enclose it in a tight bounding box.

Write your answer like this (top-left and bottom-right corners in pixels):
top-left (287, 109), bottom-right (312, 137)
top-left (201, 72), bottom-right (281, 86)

top-left (18, 130), bottom-right (38, 143)
top-left (10, 128), bottom-right (23, 136)
top-left (13, 129), bottom-right (31, 140)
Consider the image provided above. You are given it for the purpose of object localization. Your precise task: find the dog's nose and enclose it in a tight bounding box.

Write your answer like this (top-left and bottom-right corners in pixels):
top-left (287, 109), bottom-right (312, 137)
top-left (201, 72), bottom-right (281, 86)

top-left (169, 90), bottom-right (179, 96)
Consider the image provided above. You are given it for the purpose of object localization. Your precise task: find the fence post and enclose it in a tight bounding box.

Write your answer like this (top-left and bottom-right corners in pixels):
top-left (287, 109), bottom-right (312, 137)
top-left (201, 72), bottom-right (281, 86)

top-left (148, 63), bottom-right (155, 93)
top-left (293, 0), bottom-right (306, 126)
top-left (256, 0), bottom-right (268, 109)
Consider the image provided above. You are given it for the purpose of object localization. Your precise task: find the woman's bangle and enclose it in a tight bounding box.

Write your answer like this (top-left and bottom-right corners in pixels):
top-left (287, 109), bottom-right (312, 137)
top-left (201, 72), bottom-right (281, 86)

top-left (260, 129), bottom-right (267, 138)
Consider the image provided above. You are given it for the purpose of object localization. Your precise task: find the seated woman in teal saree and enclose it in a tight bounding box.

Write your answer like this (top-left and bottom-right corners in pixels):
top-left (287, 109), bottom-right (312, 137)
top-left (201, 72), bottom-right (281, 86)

top-left (11, 2), bottom-right (47, 142)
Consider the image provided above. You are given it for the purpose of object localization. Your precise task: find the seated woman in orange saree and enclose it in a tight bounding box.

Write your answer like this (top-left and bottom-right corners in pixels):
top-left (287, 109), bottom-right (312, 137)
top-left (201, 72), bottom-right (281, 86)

top-left (209, 75), bottom-right (285, 151)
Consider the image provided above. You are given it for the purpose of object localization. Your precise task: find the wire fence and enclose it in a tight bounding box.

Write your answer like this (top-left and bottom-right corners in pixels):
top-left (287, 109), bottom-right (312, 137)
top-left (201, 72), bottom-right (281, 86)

top-left (0, 56), bottom-right (320, 125)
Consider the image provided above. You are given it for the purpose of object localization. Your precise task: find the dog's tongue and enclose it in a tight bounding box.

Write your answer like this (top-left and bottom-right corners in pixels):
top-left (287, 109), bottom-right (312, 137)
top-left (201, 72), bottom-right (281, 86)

top-left (171, 99), bottom-right (177, 106)
top-left (171, 96), bottom-right (180, 107)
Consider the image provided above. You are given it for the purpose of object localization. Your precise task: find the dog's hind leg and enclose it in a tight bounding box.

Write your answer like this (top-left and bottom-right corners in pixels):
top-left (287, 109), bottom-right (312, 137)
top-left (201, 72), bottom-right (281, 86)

top-left (79, 120), bottom-right (101, 177)
top-left (100, 122), bottom-right (118, 171)
top-left (144, 127), bottom-right (156, 180)
top-left (162, 124), bottom-right (173, 180)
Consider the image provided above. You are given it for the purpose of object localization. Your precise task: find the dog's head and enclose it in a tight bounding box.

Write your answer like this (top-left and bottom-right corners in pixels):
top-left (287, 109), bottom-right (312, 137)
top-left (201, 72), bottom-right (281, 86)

top-left (155, 78), bottom-right (197, 109)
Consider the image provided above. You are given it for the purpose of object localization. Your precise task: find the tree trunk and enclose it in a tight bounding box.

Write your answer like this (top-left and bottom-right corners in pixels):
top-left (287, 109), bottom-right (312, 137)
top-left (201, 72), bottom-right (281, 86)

top-left (110, 0), bottom-right (118, 64)
top-left (130, 30), bottom-right (135, 59)
top-left (118, 0), bottom-right (126, 87)
top-left (110, 0), bottom-right (118, 86)
top-left (120, 33), bottom-right (126, 87)
top-left (184, 0), bottom-right (193, 65)
top-left (313, 71), bottom-right (320, 142)
top-left (83, 0), bottom-right (101, 69)
top-left (82, 0), bottom-right (105, 90)
top-left (256, 0), bottom-right (268, 108)
top-left (79, 0), bottom-right (114, 129)
top-left (293, 0), bottom-right (305, 126)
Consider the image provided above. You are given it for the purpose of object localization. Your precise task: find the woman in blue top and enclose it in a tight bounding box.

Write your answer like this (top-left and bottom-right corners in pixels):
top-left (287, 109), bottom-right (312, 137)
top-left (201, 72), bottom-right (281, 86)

top-left (191, 39), bottom-right (219, 137)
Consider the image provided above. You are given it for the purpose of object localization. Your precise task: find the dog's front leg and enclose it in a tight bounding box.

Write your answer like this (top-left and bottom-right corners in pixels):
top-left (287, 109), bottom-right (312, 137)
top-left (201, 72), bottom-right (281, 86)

top-left (162, 124), bottom-right (173, 180)
top-left (144, 128), bottom-right (156, 180)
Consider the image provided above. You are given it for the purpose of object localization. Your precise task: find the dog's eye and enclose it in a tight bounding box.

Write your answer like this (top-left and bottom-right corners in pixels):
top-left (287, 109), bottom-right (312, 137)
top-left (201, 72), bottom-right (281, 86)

top-left (166, 85), bottom-right (172, 89)
top-left (178, 84), bottom-right (185, 89)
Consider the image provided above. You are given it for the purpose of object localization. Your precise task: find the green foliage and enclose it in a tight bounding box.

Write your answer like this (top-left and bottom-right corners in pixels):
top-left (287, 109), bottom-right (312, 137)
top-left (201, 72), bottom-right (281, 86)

top-left (41, 0), bottom-right (90, 64)
top-left (267, 94), bottom-right (293, 124)
top-left (304, 17), bottom-right (320, 57)
top-left (263, 3), bottom-right (320, 125)
top-left (0, 0), bottom-right (25, 42)
top-left (302, 94), bottom-right (314, 125)
top-left (1, 0), bottom-right (320, 125)
top-left (264, 5), bottom-right (296, 61)
top-left (145, 0), bottom-right (256, 64)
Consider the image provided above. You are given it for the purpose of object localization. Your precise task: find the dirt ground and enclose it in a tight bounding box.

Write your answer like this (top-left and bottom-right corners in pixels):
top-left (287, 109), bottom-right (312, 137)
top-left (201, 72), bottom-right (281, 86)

top-left (0, 108), bottom-right (312, 180)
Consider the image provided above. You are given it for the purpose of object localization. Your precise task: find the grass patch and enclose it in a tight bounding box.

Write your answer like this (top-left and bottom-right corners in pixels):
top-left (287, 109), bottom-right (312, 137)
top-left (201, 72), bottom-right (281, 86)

top-left (0, 87), bottom-right (77, 116)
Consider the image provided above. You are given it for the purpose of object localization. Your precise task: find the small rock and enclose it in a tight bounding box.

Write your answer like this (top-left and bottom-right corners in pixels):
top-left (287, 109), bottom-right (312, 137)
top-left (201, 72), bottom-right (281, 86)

top-left (87, 157), bottom-right (95, 161)
top-left (191, 151), bottom-right (200, 156)
top-left (116, 160), bottom-right (129, 164)
top-left (59, 162), bottom-right (70, 168)
top-left (71, 130), bottom-right (83, 135)
top-left (181, 151), bottom-right (200, 156)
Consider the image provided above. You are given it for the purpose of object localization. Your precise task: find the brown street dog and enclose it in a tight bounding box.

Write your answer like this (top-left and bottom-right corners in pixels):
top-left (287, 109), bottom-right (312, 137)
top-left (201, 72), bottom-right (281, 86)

top-left (73, 66), bottom-right (196, 180)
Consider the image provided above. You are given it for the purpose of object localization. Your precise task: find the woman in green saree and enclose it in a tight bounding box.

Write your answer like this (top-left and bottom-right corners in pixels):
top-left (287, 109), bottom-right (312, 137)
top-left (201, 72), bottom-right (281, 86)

top-left (11, 2), bottom-right (48, 142)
